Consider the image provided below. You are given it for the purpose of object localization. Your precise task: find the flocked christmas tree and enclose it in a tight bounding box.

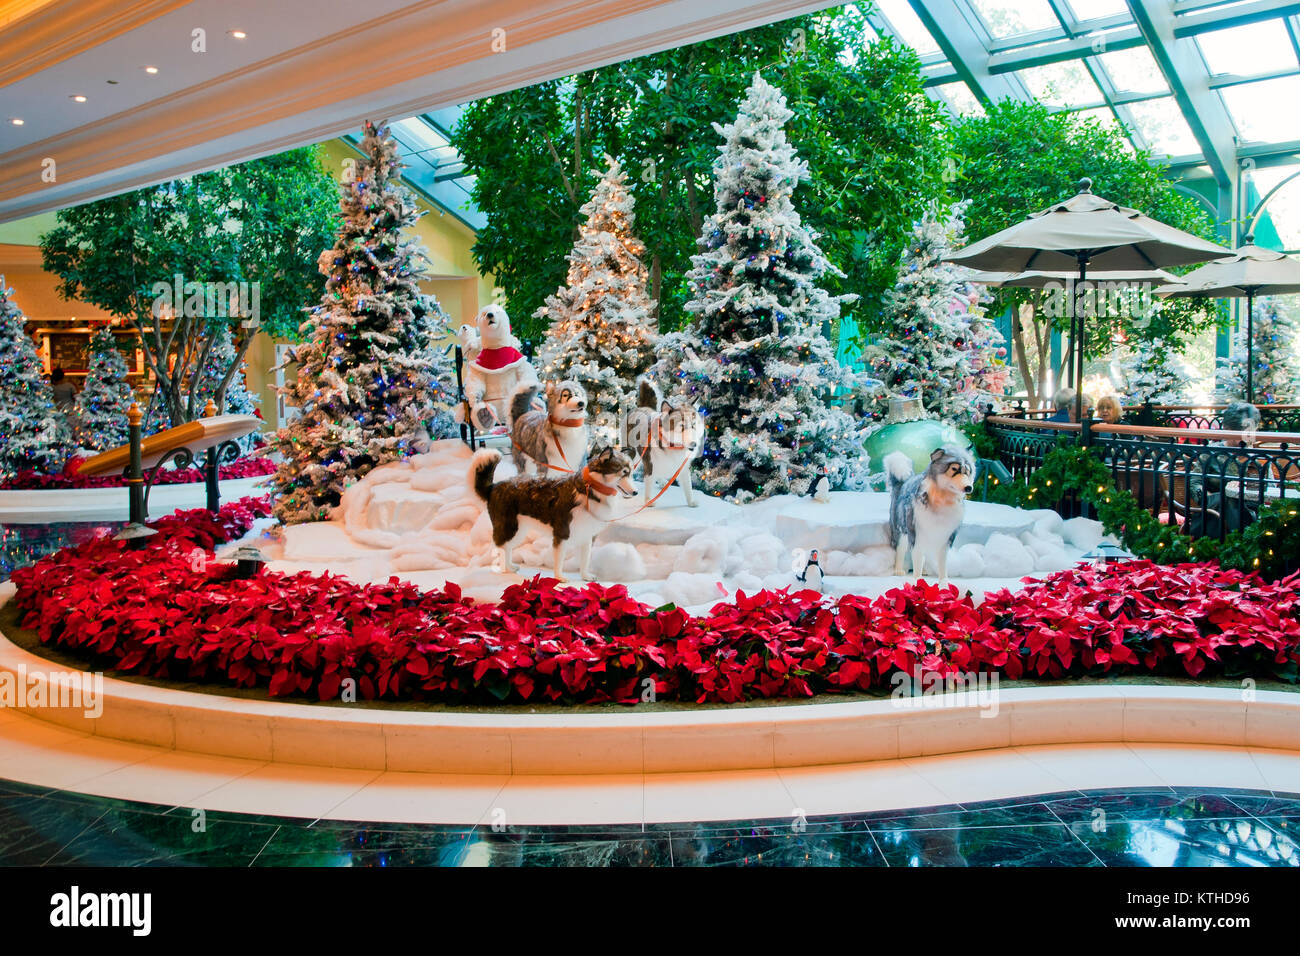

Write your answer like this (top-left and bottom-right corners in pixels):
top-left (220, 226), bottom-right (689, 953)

top-left (866, 203), bottom-right (979, 422)
top-left (409, 297), bottom-right (458, 441)
top-left (653, 74), bottom-right (868, 502)
top-left (1216, 298), bottom-right (1300, 403)
top-left (0, 277), bottom-right (71, 478)
top-left (959, 281), bottom-right (1012, 414)
top-left (189, 322), bottom-right (261, 452)
top-left (266, 120), bottom-right (453, 524)
top-left (536, 156), bottom-right (659, 437)
top-left (74, 327), bottom-right (134, 451)
top-left (1121, 334), bottom-right (1192, 405)
top-left (194, 323), bottom-right (258, 416)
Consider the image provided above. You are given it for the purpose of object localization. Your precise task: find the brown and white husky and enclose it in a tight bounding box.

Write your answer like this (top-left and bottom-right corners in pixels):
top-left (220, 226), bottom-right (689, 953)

top-left (508, 380), bottom-right (589, 476)
top-left (624, 379), bottom-right (704, 507)
top-left (470, 445), bottom-right (638, 582)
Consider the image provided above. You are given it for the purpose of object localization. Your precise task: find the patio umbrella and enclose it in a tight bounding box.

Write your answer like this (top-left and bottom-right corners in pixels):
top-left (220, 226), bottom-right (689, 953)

top-left (966, 268), bottom-right (1186, 290)
top-left (947, 179), bottom-right (1230, 423)
top-left (1157, 234), bottom-right (1300, 403)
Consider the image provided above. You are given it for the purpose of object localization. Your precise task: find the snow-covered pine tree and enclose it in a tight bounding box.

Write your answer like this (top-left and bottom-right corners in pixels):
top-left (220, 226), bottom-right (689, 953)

top-left (866, 203), bottom-right (978, 421)
top-left (960, 281), bottom-right (1012, 414)
top-left (1216, 298), bottom-right (1300, 404)
top-left (194, 323), bottom-right (258, 416)
top-left (0, 278), bottom-right (71, 478)
top-left (266, 120), bottom-right (454, 524)
top-left (409, 297), bottom-right (458, 441)
top-left (652, 74), bottom-right (867, 502)
top-left (1121, 335), bottom-right (1191, 405)
top-left (188, 322), bottom-right (260, 452)
top-left (74, 327), bottom-right (135, 451)
top-left (536, 155), bottom-right (658, 437)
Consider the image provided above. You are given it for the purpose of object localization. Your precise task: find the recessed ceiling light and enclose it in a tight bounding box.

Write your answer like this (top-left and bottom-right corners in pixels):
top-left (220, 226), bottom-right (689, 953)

top-left (228, 30), bottom-right (247, 39)
top-left (10, 118), bottom-right (23, 126)
top-left (143, 65), bottom-right (158, 74)
top-left (71, 95), bottom-right (87, 103)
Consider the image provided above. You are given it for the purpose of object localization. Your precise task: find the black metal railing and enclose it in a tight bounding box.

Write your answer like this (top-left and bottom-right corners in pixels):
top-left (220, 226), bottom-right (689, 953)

top-left (986, 410), bottom-right (1300, 544)
top-left (1094, 432), bottom-right (1300, 543)
top-left (984, 415), bottom-right (1079, 481)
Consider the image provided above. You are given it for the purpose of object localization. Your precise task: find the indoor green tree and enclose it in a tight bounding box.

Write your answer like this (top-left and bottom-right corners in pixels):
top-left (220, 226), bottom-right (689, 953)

top-left (41, 146), bottom-right (337, 430)
top-left (453, 5), bottom-right (951, 344)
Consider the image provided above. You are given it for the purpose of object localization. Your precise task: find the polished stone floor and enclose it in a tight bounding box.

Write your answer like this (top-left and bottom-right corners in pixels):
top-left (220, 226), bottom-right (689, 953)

top-left (1, 776), bottom-right (1294, 867)
top-left (0, 521), bottom-right (120, 581)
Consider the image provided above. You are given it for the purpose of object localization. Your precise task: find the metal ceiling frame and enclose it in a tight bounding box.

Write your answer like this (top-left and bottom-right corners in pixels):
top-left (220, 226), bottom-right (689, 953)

top-left (881, 0), bottom-right (1300, 244)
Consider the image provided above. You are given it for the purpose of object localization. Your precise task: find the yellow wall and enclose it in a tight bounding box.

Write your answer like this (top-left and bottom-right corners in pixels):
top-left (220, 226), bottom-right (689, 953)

top-left (0, 138), bottom-right (495, 431)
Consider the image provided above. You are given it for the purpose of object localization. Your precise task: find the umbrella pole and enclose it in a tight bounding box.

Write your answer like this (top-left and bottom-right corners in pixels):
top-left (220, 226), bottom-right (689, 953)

top-left (1075, 256), bottom-right (1088, 425)
top-left (1246, 291), bottom-right (1255, 405)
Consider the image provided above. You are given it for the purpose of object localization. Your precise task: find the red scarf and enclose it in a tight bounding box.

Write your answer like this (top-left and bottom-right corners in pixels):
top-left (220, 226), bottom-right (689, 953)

top-left (474, 345), bottom-right (524, 370)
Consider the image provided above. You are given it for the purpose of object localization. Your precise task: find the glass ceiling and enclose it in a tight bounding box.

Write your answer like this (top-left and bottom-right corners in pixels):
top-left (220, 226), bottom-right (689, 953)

top-left (866, 0), bottom-right (1300, 177)
top-left (391, 1), bottom-right (1300, 248)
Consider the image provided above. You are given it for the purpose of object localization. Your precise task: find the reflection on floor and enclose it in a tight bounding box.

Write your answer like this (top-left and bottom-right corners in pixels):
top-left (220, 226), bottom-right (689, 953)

top-left (0, 522), bottom-right (120, 581)
top-left (1, 777), bottom-right (1294, 867)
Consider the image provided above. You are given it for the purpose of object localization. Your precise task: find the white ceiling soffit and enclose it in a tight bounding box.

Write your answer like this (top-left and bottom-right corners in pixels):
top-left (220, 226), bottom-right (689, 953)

top-left (0, 0), bottom-right (839, 223)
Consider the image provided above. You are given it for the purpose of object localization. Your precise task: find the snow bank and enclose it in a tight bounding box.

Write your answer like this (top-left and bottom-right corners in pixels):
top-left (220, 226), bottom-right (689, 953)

top-left (261, 438), bottom-right (1090, 611)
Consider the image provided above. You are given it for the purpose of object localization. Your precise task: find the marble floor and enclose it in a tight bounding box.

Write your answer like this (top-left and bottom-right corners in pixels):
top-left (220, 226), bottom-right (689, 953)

top-left (1, 775), bottom-right (1295, 866)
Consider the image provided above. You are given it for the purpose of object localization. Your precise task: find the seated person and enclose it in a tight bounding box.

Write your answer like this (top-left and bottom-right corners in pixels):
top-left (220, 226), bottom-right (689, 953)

top-left (1186, 401), bottom-right (1263, 535)
top-left (1095, 394), bottom-right (1122, 425)
top-left (50, 368), bottom-right (77, 410)
top-left (1045, 387), bottom-right (1075, 423)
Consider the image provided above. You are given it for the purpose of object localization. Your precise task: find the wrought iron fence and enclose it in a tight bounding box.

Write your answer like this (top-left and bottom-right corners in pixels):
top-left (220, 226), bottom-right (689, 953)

top-left (984, 415), bottom-right (1078, 480)
top-left (985, 411), bottom-right (1300, 544)
top-left (1094, 432), bottom-right (1300, 543)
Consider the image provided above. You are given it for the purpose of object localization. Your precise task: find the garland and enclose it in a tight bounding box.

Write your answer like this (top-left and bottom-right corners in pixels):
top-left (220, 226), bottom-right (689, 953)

top-left (979, 436), bottom-right (1300, 580)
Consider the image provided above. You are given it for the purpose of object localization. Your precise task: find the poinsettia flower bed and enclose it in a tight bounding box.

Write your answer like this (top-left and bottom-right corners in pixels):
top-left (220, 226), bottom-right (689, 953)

top-left (9, 500), bottom-right (1300, 704)
top-left (0, 454), bottom-right (275, 490)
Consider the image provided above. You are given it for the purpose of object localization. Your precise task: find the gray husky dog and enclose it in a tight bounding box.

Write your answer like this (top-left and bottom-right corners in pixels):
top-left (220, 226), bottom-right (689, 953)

top-left (509, 380), bottom-right (589, 475)
top-left (885, 447), bottom-right (976, 583)
top-left (624, 379), bottom-right (704, 507)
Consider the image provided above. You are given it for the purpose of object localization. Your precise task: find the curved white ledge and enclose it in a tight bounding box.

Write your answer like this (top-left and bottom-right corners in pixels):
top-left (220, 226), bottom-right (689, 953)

top-left (1, 606), bottom-right (1295, 776)
top-left (0, 475), bottom-right (268, 524)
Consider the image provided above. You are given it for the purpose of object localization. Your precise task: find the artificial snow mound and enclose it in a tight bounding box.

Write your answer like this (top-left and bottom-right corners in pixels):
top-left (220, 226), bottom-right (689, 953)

top-left (256, 439), bottom-right (1093, 612)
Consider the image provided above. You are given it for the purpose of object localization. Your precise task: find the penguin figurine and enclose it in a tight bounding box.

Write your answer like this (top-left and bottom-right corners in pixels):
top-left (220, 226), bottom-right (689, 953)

top-left (796, 548), bottom-right (824, 591)
top-left (810, 467), bottom-right (831, 503)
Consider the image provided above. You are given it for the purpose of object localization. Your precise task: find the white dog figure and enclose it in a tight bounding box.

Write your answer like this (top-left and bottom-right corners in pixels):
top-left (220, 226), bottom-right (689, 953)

top-left (885, 447), bottom-right (976, 584)
top-left (455, 305), bottom-right (538, 433)
top-left (457, 323), bottom-right (481, 364)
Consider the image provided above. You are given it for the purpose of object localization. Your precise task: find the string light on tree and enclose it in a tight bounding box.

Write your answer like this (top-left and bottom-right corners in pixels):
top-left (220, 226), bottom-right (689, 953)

top-left (265, 120), bottom-right (454, 524)
top-left (536, 155), bottom-right (659, 436)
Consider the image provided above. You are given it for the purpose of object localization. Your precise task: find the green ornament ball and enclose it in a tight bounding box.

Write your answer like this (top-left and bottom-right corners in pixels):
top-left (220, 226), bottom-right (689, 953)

top-left (863, 419), bottom-right (974, 476)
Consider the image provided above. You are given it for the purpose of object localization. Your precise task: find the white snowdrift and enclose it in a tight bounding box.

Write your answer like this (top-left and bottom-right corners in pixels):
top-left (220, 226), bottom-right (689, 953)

top-left (254, 439), bottom-right (1098, 613)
